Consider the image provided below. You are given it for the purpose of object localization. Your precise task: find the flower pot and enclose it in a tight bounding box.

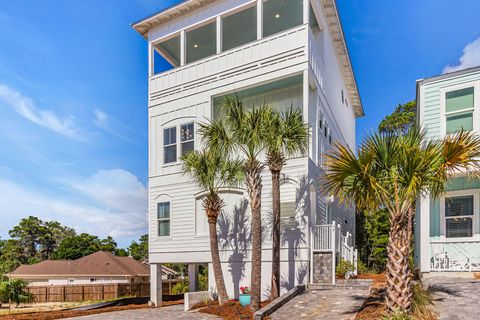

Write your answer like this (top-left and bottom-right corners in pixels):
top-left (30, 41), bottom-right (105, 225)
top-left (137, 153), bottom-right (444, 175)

top-left (239, 294), bottom-right (251, 307)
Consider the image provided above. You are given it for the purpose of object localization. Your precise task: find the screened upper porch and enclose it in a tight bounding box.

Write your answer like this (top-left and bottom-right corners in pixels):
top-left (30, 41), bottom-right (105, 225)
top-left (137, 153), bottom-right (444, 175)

top-left (150, 0), bottom-right (321, 75)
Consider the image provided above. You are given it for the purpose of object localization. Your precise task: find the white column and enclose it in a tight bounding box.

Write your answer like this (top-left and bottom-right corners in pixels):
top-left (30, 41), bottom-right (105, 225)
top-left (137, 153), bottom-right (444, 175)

top-left (216, 16), bottom-right (222, 54)
top-left (257, 0), bottom-right (262, 39)
top-left (419, 194), bottom-right (431, 273)
top-left (148, 42), bottom-right (154, 77)
top-left (188, 263), bottom-right (198, 292)
top-left (180, 29), bottom-right (186, 66)
top-left (150, 263), bottom-right (162, 306)
top-left (331, 223), bottom-right (336, 285)
top-left (303, 0), bottom-right (310, 25)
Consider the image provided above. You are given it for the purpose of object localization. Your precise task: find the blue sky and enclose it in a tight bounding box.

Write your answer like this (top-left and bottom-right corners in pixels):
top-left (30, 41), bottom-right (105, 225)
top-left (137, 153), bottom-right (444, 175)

top-left (0, 0), bottom-right (479, 247)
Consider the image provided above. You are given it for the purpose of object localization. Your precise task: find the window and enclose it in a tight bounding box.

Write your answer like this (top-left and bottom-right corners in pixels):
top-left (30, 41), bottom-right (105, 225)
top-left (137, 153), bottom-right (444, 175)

top-left (155, 35), bottom-right (181, 67)
top-left (222, 5), bottom-right (257, 51)
top-left (213, 75), bottom-right (303, 120)
top-left (341, 90), bottom-right (344, 104)
top-left (445, 87), bottom-right (474, 133)
top-left (445, 195), bottom-right (473, 238)
top-left (318, 112), bottom-right (323, 130)
top-left (181, 123), bottom-right (194, 156)
top-left (164, 127), bottom-right (177, 164)
top-left (280, 202), bottom-right (296, 230)
top-left (157, 202), bottom-right (171, 236)
top-left (186, 21), bottom-right (216, 63)
top-left (324, 124), bottom-right (328, 138)
top-left (263, 0), bottom-right (303, 37)
top-left (328, 133), bottom-right (332, 145)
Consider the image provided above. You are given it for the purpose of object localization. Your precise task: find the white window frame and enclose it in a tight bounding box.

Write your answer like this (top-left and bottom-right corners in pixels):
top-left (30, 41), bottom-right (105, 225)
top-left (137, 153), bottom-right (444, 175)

top-left (163, 126), bottom-right (177, 164)
top-left (440, 189), bottom-right (479, 240)
top-left (157, 201), bottom-right (171, 237)
top-left (439, 80), bottom-right (480, 136)
top-left (180, 122), bottom-right (195, 156)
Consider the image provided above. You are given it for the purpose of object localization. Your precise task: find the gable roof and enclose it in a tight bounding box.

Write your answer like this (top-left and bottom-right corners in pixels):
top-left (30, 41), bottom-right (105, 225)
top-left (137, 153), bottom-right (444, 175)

top-left (7, 251), bottom-right (150, 278)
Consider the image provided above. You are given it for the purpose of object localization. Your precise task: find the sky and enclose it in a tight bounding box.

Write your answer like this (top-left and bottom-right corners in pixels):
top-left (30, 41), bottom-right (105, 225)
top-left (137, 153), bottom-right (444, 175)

top-left (0, 0), bottom-right (479, 247)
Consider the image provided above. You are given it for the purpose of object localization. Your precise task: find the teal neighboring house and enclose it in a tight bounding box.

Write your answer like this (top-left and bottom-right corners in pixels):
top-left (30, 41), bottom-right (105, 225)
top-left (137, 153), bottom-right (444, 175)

top-left (415, 66), bottom-right (480, 276)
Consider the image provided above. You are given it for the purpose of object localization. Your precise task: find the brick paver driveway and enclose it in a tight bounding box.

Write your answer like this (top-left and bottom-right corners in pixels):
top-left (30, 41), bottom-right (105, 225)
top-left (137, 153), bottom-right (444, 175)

top-left (426, 278), bottom-right (480, 320)
top-left (270, 288), bottom-right (369, 320)
top-left (66, 304), bottom-right (220, 320)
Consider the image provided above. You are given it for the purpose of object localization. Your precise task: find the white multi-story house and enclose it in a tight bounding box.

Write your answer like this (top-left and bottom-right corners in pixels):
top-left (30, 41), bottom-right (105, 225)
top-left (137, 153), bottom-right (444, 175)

top-left (415, 66), bottom-right (480, 277)
top-left (132, 0), bottom-right (364, 305)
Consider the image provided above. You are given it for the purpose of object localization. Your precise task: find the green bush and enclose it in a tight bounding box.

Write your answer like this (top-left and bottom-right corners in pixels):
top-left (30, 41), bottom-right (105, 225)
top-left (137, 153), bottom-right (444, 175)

top-left (357, 260), bottom-right (369, 275)
top-left (171, 279), bottom-right (189, 294)
top-left (382, 310), bottom-right (412, 320)
top-left (336, 259), bottom-right (354, 278)
top-left (411, 282), bottom-right (435, 320)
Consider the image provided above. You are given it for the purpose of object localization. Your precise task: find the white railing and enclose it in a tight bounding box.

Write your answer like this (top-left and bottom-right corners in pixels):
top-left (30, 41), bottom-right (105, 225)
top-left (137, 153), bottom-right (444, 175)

top-left (311, 223), bottom-right (358, 282)
top-left (430, 240), bottom-right (480, 271)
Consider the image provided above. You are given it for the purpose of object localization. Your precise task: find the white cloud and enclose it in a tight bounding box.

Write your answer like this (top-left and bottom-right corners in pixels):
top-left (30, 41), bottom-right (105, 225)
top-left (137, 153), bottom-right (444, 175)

top-left (0, 169), bottom-right (147, 242)
top-left (93, 108), bottom-right (136, 143)
top-left (443, 37), bottom-right (480, 74)
top-left (0, 84), bottom-right (80, 139)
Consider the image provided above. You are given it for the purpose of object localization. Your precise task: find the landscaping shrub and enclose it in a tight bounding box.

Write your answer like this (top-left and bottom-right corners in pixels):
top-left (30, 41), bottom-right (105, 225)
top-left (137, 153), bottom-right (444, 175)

top-left (171, 279), bottom-right (189, 294)
top-left (336, 259), bottom-right (354, 278)
top-left (357, 260), bottom-right (369, 275)
top-left (382, 310), bottom-right (412, 320)
top-left (411, 283), bottom-right (435, 320)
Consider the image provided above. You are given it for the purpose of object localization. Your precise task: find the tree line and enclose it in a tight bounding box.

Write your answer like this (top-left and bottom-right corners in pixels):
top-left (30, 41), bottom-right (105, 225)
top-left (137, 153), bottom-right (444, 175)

top-left (0, 216), bottom-right (148, 280)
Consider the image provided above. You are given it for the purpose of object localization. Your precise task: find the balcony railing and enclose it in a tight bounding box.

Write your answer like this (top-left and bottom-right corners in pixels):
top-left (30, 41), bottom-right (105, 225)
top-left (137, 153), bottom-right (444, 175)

top-left (430, 239), bottom-right (480, 271)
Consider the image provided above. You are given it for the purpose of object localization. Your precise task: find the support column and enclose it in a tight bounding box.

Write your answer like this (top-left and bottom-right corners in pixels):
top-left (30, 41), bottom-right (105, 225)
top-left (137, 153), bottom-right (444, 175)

top-left (419, 194), bottom-right (431, 274)
top-left (257, 0), bottom-right (262, 39)
top-left (180, 29), bottom-right (186, 66)
top-left (150, 263), bottom-right (162, 306)
top-left (216, 16), bottom-right (222, 54)
top-left (303, 0), bottom-right (310, 25)
top-left (148, 42), bottom-right (154, 77)
top-left (188, 263), bottom-right (198, 292)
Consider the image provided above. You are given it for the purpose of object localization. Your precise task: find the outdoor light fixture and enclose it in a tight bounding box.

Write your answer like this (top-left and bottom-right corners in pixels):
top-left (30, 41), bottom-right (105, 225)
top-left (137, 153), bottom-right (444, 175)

top-left (275, 13), bottom-right (280, 18)
top-left (194, 44), bottom-right (198, 48)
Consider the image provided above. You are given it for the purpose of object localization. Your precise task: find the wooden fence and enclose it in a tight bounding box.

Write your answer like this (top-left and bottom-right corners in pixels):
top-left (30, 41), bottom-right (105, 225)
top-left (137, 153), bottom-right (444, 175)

top-left (28, 279), bottom-right (180, 302)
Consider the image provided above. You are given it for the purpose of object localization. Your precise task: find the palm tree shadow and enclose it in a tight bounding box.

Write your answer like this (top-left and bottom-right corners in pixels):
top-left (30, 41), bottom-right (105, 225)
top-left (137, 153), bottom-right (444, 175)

top-left (217, 199), bottom-right (251, 299)
top-left (279, 175), bottom-right (309, 291)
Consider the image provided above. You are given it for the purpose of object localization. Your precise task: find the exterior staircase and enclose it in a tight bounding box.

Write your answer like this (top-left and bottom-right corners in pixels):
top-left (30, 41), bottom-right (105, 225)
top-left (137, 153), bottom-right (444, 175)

top-left (308, 279), bottom-right (372, 290)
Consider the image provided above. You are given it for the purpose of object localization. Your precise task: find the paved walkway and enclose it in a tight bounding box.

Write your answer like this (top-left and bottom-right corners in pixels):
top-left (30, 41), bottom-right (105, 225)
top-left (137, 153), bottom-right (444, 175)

top-left (270, 288), bottom-right (369, 320)
top-left (426, 278), bottom-right (480, 320)
top-left (66, 304), bottom-right (220, 319)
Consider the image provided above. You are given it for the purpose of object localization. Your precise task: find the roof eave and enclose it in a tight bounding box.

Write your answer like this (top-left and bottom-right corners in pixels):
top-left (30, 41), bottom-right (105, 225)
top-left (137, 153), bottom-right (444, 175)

top-left (322, 0), bottom-right (364, 118)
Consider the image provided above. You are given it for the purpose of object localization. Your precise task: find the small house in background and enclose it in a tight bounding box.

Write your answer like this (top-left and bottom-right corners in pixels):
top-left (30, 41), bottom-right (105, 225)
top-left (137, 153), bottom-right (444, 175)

top-left (6, 251), bottom-right (176, 286)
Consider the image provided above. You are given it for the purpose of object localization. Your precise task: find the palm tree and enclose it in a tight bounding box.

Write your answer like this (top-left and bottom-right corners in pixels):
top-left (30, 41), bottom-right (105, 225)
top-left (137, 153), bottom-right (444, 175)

top-left (323, 128), bottom-right (480, 312)
top-left (264, 108), bottom-right (308, 300)
top-left (199, 96), bottom-right (271, 311)
top-left (182, 148), bottom-right (244, 306)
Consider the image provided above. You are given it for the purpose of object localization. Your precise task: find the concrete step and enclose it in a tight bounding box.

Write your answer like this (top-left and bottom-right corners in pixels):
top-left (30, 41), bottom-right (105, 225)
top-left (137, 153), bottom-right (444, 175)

top-left (308, 279), bottom-right (372, 291)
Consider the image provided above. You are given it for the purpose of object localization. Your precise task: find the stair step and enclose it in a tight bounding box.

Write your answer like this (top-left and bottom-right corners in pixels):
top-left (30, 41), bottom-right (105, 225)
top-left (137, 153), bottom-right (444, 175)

top-left (308, 280), bottom-right (372, 291)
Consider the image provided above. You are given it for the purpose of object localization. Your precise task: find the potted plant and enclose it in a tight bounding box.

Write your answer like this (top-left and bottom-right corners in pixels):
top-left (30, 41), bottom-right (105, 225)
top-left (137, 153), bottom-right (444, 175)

top-left (239, 286), bottom-right (251, 307)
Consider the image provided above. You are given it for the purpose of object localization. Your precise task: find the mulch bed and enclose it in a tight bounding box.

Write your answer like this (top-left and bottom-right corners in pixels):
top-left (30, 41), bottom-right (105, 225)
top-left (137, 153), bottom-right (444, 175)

top-left (354, 273), bottom-right (387, 320)
top-left (0, 300), bottom-right (183, 320)
top-left (197, 300), bottom-right (270, 320)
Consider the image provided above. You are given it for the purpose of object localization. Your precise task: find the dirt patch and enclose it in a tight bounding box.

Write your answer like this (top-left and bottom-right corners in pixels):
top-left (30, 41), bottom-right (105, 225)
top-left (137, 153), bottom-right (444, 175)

top-left (0, 300), bottom-right (182, 320)
top-left (198, 300), bottom-right (270, 320)
top-left (354, 287), bottom-right (387, 320)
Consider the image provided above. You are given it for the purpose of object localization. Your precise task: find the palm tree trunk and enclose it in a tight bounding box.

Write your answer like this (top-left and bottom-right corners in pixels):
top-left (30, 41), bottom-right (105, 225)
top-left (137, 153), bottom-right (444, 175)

top-left (208, 217), bottom-right (229, 305)
top-left (270, 169), bottom-right (281, 300)
top-left (246, 161), bottom-right (263, 311)
top-left (385, 210), bottom-right (413, 311)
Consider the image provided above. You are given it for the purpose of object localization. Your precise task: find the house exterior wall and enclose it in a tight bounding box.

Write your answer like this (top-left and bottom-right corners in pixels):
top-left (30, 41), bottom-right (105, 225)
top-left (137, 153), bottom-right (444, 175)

top-left (145, 0), bottom-right (357, 299)
top-left (24, 277), bottom-right (135, 286)
top-left (415, 67), bottom-right (480, 274)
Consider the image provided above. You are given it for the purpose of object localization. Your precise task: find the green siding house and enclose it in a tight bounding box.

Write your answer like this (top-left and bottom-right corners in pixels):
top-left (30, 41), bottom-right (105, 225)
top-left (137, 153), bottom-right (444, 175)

top-left (415, 66), bottom-right (480, 276)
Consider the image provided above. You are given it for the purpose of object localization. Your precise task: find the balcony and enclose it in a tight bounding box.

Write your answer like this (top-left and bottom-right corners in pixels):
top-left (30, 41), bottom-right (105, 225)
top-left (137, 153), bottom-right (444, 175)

top-left (149, 24), bottom-right (309, 105)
